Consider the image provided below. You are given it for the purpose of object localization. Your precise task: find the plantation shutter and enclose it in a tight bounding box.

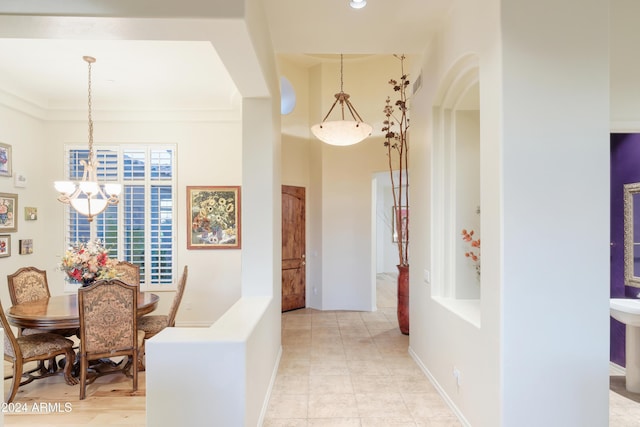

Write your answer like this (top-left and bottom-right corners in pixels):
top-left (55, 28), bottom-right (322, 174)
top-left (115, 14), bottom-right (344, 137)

top-left (62, 145), bottom-right (176, 287)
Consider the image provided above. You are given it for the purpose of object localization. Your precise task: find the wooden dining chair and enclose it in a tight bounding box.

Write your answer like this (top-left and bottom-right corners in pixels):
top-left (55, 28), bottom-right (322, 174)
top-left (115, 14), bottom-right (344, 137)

top-left (7, 266), bottom-right (50, 308)
top-left (7, 267), bottom-right (77, 337)
top-left (0, 298), bottom-right (77, 403)
top-left (7, 266), bottom-right (77, 375)
top-left (113, 261), bottom-right (140, 286)
top-left (138, 266), bottom-right (188, 339)
top-left (136, 266), bottom-right (188, 370)
top-left (77, 279), bottom-right (144, 400)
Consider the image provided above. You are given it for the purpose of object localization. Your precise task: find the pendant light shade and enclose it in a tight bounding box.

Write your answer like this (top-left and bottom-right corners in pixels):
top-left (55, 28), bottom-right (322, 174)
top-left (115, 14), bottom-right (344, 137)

top-left (54, 56), bottom-right (121, 222)
top-left (311, 54), bottom-right (372, 146)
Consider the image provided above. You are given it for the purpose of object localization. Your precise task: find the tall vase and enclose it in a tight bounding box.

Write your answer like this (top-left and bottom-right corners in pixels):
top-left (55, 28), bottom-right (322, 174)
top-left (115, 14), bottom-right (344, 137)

top-left (397, 265), bottom-right (409, 335)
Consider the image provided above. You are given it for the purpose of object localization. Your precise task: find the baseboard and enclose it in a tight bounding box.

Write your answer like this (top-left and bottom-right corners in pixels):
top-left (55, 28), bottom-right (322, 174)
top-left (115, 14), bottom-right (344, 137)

top-left (257, 345), bottom-right (282, 427)
top-left (408, 346), bottom-right (472, 427)
top-left (610, 361), bottom-right (625, 375)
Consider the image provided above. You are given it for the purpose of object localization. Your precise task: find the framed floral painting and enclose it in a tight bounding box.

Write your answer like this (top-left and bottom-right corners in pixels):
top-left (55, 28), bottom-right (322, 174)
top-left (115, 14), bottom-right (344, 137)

top-left (187, 186), bottom-right (241, 249)
top-left (0, 235), bottom-right (10, 258)
top-left (0, 142), bottom-right (11, 177)
top-left (0, 192), bottom-right (17, 232)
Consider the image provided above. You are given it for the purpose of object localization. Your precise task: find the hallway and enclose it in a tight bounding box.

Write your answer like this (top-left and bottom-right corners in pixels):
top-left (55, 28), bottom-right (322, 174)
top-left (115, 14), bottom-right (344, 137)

top-left (265, 274), bottom-right (640, 426)
top-left (264, 274), bottom-right (462, 426)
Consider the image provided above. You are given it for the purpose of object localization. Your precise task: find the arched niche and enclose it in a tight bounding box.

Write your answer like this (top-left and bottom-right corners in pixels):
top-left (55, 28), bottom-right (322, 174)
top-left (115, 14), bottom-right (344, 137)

top-left (432, 53), bottom-right (481, 322)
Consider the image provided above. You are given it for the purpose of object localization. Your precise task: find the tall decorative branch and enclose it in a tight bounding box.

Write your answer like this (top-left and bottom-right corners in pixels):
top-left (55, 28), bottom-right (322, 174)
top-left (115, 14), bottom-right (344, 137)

top-left (382, 54), bottom-right (410, 267)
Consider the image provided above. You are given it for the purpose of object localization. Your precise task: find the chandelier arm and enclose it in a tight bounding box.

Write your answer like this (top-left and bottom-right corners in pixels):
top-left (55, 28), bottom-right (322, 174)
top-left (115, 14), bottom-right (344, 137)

top-left (320, 97), bottom-right (343, 123)
top-left (344, 99), bottom-right (366, 123)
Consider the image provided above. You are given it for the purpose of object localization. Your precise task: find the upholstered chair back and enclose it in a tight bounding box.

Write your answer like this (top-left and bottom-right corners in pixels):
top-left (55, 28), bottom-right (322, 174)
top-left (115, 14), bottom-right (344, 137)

top-left (78, 279), bottom-right (138, 355)
top-left (7, 267), bottom-right (50, 305)
top-left (113, 261), bottom-right (140, 286)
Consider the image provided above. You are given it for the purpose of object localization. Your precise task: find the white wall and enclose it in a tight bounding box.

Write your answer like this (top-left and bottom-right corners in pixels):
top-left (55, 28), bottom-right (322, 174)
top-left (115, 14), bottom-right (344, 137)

top-left (408, 0), bottom-right (609, 426)
top-left (0, 102), bottom-right (52, 312)
top-left (500, 1), bottom-right (609, 425)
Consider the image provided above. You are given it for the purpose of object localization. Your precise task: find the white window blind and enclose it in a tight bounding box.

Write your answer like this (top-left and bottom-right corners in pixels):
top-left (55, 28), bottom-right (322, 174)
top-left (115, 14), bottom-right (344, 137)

top-left (62, 145), bottom-right (176, 286)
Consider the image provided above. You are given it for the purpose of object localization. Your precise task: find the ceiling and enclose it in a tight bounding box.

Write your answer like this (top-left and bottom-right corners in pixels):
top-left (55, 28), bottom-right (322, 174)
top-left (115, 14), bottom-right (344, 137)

top-left (0, 1), bottom-right (452, 110)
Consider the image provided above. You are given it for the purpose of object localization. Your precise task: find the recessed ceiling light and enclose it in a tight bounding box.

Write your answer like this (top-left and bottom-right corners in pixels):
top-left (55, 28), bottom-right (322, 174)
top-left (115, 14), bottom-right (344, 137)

top-left (349, 0), bottom-right (367, 10)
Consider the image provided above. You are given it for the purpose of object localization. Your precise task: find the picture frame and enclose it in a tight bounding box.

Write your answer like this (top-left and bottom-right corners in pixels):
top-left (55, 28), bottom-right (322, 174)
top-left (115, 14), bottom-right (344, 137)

top-left (0, 142), bottom-right (11, 177)
top-left (14, 172), bottom-right (27, 188)
top-left (392, 206), bottom-right (409, 243)
top-left (187, 186), bottom-right (241, 249)
top-left (19, 239), bottom-right (33, 255)
top-left (0, 235), bottom-right (10, 257)
top-left (24, 207), bottom-right (37, 221)
top-left (0, 192), bottom-right (17, 232)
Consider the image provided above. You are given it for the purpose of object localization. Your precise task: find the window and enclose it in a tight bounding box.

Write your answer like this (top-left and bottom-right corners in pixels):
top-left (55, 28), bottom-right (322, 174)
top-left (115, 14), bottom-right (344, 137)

top-left (63, 145), bottom-right (176, 287)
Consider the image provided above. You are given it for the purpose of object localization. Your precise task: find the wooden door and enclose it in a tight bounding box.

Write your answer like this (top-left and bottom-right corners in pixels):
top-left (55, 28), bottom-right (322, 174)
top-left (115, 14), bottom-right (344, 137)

top-left (282, 185), bottom-right (306, 312)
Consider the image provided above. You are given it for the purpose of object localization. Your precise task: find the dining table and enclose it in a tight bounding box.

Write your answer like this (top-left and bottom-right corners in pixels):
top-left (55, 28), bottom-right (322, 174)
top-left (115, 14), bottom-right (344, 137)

top-left (6, 292), bottom-right (160, 331)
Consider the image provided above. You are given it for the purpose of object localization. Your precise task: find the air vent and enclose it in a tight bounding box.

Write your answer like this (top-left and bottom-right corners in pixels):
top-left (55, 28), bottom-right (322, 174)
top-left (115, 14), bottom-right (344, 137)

top-left (413, 71), bottom-right (423, 95)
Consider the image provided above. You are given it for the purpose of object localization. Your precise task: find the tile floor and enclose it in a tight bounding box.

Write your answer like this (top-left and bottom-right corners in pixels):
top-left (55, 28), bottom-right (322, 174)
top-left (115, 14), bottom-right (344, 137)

top-left (263, 275), bottom-right (462, 426)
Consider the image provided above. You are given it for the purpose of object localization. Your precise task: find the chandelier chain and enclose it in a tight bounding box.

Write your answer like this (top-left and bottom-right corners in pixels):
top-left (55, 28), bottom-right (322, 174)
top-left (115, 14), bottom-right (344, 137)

top-left (340, 53), bottom-right (344, 93)
top-left (87, 58), bottom-right (94, 161)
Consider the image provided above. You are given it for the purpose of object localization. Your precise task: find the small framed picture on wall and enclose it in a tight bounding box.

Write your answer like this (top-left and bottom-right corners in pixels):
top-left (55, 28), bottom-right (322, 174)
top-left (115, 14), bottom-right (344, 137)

top-left (0, 142), bottom-right (12, 177)
top-left (0, 193), bottom-right (17, 232)
top-left (0, 235), bottom-right (10, 258)
top-left (19, 239), bottom-right (33, 255)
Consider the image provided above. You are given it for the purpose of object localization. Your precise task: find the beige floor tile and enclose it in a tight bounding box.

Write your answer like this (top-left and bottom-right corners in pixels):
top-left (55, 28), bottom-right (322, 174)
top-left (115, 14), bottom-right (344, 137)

top-left (361, 417), bottom-right (418, 427)
top-left (273, 375), bottom-right (310, 395)
top-left (347, 360), bottom-right (391, 376)
top-left (355, 392), bottom-right (410, 418)
top-left (309, 375), bottom-right (354, 394)
top-left (278, 358), bottom-right (311, 376)
top-left (307, 418), bottom-right (361, 426)
top-left (414, 416), bottom-right (463, 427)
top-left (309, 359), bottom-right (349, 376)
top-left (394, 375), bottom-right (438, 393)
top-left (263, 419), bottom-right (309, 427)
top-left (308, 393), bottom-right (358, 418)
top-left (351, 375), bottom-right (399, 393)
top-left (402, 393), bottom-right (456, 419)
top-left (265, 394), bottom-right (309, 419)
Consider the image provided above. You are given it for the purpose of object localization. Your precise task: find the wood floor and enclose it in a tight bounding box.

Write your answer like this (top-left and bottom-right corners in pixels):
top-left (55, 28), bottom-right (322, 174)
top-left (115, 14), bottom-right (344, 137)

top-left (3, 358), bottom-right (145, 426)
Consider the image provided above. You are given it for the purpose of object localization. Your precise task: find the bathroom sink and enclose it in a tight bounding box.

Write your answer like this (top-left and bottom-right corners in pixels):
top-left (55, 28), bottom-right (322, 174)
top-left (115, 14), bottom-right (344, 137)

top-left (611, 298), bottom-right (640, 327)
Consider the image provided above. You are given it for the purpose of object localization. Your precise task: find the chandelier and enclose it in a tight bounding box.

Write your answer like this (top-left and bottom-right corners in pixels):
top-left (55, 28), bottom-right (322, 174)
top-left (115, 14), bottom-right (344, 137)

top-left (310, 54), bottom-right (372, 146)
top-left (54, 56), bottom-right (121, 222)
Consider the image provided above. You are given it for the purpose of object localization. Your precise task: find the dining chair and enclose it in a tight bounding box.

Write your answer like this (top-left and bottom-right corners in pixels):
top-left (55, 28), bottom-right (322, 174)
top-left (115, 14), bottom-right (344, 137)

top-left (0, 298), bottom-right (77, 403)
top-left (113, 261), bottom-right (140, 286)
top-left (77, 279), bottom-right (144, 400)
top-left (7, 266), bottom-right (77, 375)
top-left (138, 265), bottom-right (188, 339)
top-left (7, 267), bottom-right (77, 337)
top-left (136, 266), bottom-right (188, 370)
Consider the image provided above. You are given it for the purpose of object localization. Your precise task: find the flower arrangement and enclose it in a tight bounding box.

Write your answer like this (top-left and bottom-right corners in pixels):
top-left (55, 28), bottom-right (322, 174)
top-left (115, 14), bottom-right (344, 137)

top-left (383, 54), bottom-right (410, 267)
top-left (461, 229), bottom-right (481, 279)
top-left (60, 239), bottom-right (118, 286)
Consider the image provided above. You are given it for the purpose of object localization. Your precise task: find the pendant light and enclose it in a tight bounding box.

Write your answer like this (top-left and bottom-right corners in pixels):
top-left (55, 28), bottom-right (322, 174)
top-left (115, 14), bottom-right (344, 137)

top-left (311, 54), bottom-right (372, 146)
top-left (54, 56), bottom-right (122, 222)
